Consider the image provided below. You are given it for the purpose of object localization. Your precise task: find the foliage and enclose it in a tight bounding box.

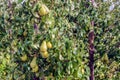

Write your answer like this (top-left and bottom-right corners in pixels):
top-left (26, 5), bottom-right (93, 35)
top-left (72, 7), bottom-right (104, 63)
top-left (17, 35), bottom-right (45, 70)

top-left (0, 0), bottom-right (120, 80)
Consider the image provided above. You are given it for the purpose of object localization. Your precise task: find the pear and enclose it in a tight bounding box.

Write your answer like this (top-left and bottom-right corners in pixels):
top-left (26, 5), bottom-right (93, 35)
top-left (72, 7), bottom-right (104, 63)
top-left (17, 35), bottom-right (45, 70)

top-left (20, 54), bottom-right (27, 61)
top-left (47, 42), bottom-right (52, 49)
top-left (102, 53), bottom-right (109, 64)
top-left (104, 54), bottom-right (109, 64)
top-left (23, 31), bottom-right (27, 37)
top-left (41, 51), bottom-right (49, 58)
top-left (40, 41), bottom-right (47, 52)
top-left (30, 57), bottom-right (37, 68)
top-left (32, 65), bottom-right (39, 72)
top-left (38, 4), bottom-right (49, 16)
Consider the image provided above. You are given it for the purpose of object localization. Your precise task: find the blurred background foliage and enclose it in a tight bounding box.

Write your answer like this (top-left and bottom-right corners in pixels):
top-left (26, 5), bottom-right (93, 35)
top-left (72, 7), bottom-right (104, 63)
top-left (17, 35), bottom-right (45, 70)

top-left (0, 0), bottom-right (120, 80)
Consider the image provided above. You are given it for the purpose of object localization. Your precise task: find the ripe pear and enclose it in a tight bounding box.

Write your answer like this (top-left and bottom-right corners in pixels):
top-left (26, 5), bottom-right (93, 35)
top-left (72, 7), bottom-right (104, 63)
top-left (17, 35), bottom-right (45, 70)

top-left (20, 54), bottom-right (27, 61)
top-left (40, 41), bottom-right (47, 52)
top-left (41, 51), bottom-right (49, 58)
top-left (47, 42), bottom-right (52, 49)
top-left (39, 4), bottom-right (49, 16)
top-left (32, 65), bottom-right (39, 72)
top-left (30, 57), bottom-right (37, 68)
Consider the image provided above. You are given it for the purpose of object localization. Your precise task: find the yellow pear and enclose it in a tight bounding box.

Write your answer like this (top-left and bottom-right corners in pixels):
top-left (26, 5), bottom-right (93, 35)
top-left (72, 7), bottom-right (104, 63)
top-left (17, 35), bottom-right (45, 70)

top-left (30, 57), bottom-right (37, 68)
top-left (41, 51), bottom-right (49, 58)
top-left (20, 54), bottom-right (27, 61)
top-left (38, 4), bottom-right (49, 16)
top-left (32, 65), bottom-right (39, 72)
top-left (47, 42), bottom-right (52, 49)
top-left (40, 41), bottom-right (47, 52)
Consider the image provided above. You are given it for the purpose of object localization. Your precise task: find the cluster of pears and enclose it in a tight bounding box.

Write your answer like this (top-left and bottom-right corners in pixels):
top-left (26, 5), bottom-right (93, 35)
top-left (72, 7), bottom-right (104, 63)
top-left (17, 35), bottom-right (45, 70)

top-left (30, 57), bottom-right (39, 72)
top-left (40, 40), bottom-right (52, 58)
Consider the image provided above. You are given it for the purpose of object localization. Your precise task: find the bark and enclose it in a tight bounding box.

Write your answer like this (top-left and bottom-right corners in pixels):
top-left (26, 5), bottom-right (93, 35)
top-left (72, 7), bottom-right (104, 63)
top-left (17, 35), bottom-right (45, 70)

top-left (88, 21), bottom-right (95, 80)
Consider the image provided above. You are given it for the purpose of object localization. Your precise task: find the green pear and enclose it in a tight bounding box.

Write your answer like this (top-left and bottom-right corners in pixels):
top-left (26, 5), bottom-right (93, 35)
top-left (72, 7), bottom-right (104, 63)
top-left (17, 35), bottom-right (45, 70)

top-left (30, 57), bottom-right (37, 68)
top-left (102, 53), bottom-right (109, 64)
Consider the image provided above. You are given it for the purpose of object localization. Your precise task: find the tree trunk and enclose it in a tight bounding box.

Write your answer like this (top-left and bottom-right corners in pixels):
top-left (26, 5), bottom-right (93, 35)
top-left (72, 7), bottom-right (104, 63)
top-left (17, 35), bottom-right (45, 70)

top-left (88, 21), bottom-right (95, 80)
